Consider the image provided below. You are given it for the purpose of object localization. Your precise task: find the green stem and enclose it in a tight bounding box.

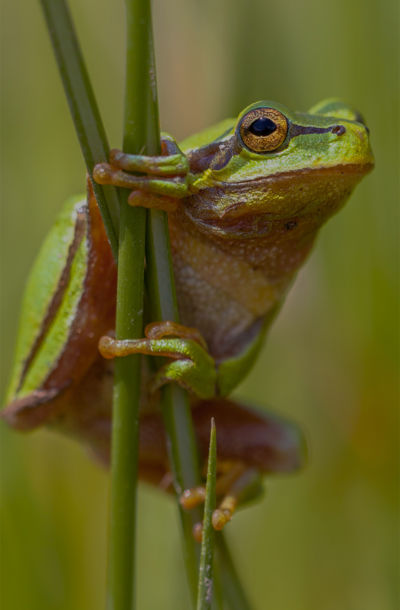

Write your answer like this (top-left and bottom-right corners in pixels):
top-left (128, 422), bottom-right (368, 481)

top-left (142, 11), bottom-right (203, 608)
top-left (197, 419), bottom-right (217, 610)
top-left (108, 204), bottom-right (145, 610)
top-left (106, 1), bottom-right (159, 609)
top-left (146, 212), bottom-right (203, 603)
top-left (39, 0), bottom-right (120, 259)
top-left (134, 10), bottom-right (250, 608)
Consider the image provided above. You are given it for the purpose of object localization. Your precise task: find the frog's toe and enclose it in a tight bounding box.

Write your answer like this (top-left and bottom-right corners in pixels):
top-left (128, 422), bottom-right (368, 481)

top-left (109, 146), bottom-right (188, 176)
top-left (98, 327), bottom-right (217, 398)
top-left (150, 358), bottom-right (216, 399)
top-left (181, 466), bottom-right (262, 542)
top-left (93, 162), bottom-right (188, 197)
top-left (144, 321), bottom-right (208, 349)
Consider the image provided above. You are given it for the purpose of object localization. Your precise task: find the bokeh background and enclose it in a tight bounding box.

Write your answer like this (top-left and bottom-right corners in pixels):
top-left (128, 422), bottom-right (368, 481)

top-left (1, 0), bottom-right (398, 608)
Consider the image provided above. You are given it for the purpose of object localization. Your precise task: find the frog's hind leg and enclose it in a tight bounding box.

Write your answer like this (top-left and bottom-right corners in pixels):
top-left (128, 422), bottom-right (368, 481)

top-left (192, 397), bottom-right (305, 478)
top-left (1, 384), bottom-right (69, 430)
top-left (180, 397), bottom-right (305, 538)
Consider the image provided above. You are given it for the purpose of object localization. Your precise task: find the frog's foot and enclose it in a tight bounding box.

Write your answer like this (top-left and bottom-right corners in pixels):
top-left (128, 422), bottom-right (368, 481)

top-left (180, 463), bottom-right (263, 541)
top-left (93, 134), bottom-right (190, 207)
top-left (176, 397), bottom-right (306, 540)
top-left (98, 321), bottom-right (217, 399)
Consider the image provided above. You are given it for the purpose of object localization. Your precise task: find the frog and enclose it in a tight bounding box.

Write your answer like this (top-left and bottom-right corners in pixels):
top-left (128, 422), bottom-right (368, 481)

top-left (2, 98), bottom-right (373, 532)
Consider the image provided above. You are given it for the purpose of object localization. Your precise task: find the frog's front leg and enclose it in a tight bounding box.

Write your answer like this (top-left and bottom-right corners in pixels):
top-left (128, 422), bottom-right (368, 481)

top-left (93, 134), bottom-right (190, 210)
top-left (94, 137), bottom-right (218, 398)
top-left (99, 321), bottom-right (217, 399)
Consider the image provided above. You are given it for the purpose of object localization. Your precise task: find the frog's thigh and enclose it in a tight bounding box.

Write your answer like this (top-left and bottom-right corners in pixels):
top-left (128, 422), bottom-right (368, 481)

top-left (137, 394), bottom-right (304, 492)
top-left (191, 397), bottom-right (305, 475)
top-left (1, 386), bottom-right (67, 430)
top-left (181, 397), bottom-right (305, 536)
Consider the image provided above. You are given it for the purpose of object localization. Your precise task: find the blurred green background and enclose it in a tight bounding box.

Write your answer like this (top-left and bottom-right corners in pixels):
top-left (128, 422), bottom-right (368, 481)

top-left (1, 0), bottom-right (398, 608)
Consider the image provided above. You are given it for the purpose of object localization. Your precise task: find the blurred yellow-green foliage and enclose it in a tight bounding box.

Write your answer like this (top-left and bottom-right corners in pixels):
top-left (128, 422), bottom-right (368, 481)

top-left (1, 0), bottom-right (398, 608)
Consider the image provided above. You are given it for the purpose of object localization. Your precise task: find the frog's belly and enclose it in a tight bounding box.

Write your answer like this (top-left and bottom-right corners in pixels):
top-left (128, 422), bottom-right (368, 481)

top-left (173, 256), bottom-right (253, 359)
top-left (171, 239), bottom-right (286, 360)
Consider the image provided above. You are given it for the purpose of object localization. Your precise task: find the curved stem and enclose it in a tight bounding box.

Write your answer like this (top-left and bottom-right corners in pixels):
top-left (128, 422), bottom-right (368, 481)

top-left (39, 0), bottom-right (119, 259)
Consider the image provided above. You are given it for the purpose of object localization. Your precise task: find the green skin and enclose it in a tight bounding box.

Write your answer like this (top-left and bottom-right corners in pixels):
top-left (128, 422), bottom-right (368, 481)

top-left (6, 99), bottom-right (373, 412)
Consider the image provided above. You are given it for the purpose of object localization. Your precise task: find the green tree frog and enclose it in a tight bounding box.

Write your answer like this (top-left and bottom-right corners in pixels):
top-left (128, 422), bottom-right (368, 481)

top-left (2, 99), bottom-right (373, 531)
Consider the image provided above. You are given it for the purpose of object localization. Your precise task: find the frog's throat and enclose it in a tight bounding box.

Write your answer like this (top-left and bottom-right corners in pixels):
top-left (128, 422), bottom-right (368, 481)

top-left (184, 162), bottom-right (374, 236)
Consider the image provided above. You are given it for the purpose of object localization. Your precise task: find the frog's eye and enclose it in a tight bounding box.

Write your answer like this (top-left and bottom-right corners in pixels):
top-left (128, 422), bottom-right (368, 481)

top-left (239, 108), bottom-right (288, 153)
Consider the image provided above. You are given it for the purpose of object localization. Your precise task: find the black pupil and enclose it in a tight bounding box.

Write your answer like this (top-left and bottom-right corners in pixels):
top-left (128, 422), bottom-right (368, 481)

top-left (249, 117), bottom-right (277, 136)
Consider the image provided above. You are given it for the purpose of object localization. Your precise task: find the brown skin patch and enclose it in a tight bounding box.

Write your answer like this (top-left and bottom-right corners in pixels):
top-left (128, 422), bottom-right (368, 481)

top-left (15, 349), bottom-right (303, 485)
top-left (133, 397), bottom-right (304, 484)
top-left (52, 365), bottom-right (304, 487)
top-left (177, 163), bottom-right (373, 274)
top-left (188, 137), bottom-right (240, 173)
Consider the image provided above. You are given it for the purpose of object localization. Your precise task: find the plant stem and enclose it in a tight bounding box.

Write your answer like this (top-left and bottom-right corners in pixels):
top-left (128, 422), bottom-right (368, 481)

top-left (107, 0), bottom-right (158, 608)
top-left (138, 13), bottom-right (249, 609)
top-left (146, 212), bottom-right (203, 604)
top-left (142, 15), bottom-right (203, 609)
top-left (39, 0), bottom-right (120, 259)
top-left (197, 419), bottom-right (217, 610)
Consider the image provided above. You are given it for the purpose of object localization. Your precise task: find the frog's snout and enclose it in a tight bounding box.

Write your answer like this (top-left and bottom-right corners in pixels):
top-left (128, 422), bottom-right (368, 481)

top-left (330, 121), bottom-right (370, 138)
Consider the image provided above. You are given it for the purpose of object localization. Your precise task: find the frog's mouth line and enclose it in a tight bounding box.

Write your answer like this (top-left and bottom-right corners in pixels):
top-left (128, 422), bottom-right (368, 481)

top-left (186, 162), bottom-right (374, 224)
top-left (222, 161), bottom-right (374, 191)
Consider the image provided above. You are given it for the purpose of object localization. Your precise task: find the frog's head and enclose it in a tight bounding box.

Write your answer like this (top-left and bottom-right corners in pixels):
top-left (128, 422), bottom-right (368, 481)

top-left (185, 99), bottom-right (374, 239)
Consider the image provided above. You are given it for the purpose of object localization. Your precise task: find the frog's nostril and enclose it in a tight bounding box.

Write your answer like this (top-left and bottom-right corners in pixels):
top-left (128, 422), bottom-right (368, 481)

top-left (331, 125), bottom-right (346, 136)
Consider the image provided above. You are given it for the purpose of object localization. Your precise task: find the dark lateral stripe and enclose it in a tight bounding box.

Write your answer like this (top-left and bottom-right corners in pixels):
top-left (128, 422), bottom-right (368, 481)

top-left (187, 140), bottom-right (222, 173)
top-left (188, 123), bottom-right (337, 174)
top-left (17, 206), bottom-right (87, 392)
top-left (289, 123), bottom-right (333, 138)
top-left (188, 135), bottom-right (240, 174)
